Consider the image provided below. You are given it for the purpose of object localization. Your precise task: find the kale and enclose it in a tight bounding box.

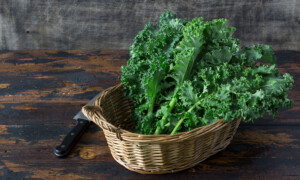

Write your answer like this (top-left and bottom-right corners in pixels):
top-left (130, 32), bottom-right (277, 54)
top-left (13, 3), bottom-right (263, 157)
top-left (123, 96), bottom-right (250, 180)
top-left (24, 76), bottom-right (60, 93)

top-left (121, 10), bottom-right (294, 135)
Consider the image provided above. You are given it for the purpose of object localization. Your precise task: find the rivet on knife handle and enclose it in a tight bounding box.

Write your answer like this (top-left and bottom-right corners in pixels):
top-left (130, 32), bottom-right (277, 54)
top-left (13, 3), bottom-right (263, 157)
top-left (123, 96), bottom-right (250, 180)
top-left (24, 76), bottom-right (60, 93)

top-left (54, 119), bottom-right (90, 157)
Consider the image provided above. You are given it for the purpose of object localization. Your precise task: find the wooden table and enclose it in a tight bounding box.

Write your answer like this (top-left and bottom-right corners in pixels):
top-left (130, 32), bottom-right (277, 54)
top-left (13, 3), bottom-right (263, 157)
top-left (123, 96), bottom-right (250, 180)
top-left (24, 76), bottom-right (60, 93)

top-left (0, 50), bottom-right (299, 179)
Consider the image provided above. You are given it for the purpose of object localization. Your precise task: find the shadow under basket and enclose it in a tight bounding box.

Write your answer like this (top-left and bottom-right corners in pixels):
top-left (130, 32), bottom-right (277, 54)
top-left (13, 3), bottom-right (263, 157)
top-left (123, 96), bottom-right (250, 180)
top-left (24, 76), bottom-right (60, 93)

top-left (82, 83), bottom-right (242, 174)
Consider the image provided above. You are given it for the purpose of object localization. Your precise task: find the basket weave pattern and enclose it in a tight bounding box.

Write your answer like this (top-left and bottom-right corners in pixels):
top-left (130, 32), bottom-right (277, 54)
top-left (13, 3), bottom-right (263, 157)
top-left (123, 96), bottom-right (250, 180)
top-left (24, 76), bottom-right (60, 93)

top-left (82, 84), bottom-right (242, 174)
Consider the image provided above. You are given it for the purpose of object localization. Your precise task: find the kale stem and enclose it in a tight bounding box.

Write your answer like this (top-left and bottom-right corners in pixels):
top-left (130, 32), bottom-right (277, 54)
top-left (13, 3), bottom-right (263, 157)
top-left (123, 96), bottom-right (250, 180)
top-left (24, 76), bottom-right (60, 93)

top-left (170, 101), bottom-right (201, 135)
top-left (147, 94), bottom-right (156, 118)
top-left (154, 91), bottom-right (178, 135)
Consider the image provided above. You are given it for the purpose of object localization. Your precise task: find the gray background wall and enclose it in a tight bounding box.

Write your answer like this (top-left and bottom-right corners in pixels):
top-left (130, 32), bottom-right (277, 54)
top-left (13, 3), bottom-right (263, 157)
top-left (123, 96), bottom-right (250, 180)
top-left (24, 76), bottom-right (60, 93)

top-left (0, 0), bottom-right (299, 50)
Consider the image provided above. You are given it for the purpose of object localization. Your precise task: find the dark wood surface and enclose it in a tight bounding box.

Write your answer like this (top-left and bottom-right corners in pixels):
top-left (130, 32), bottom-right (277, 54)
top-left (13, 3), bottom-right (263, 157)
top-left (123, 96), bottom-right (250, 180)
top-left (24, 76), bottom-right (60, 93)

top-left (0, 50), bottom-right (299, 179)
top-left (1, 0), bottom-right (300, 51)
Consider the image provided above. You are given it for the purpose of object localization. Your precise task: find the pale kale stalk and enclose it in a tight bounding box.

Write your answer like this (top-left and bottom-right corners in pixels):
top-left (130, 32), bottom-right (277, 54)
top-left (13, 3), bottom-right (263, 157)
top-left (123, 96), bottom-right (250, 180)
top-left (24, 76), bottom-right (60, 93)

top-left (171, 82), bottom-right (205, 134)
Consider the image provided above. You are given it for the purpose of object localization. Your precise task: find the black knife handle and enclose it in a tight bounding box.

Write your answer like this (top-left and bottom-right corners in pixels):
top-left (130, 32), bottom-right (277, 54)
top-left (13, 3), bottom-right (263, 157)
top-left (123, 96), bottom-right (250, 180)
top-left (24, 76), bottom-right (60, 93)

top-left (54, 119), bottom-right (91, 157)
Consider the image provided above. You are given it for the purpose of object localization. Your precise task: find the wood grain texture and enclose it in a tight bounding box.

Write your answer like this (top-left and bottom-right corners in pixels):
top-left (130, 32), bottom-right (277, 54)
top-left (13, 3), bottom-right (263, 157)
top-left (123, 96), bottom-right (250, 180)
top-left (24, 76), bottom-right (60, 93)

top-left (0, 50), bottom-right (299, 179)
top-left (0, 0), bottom-right (300, 51)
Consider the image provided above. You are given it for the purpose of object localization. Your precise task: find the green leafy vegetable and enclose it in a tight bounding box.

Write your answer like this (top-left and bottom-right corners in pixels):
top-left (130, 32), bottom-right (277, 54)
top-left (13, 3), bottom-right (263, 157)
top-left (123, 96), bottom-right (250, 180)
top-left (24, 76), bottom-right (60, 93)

top-left (121, 10), bottom-right (294, 135)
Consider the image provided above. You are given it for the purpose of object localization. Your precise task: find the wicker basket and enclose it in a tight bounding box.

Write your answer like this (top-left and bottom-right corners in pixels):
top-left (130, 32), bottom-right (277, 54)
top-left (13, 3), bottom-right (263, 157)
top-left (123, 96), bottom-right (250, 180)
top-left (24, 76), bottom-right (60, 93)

top-left (82, 83), bottom-right (242, 174)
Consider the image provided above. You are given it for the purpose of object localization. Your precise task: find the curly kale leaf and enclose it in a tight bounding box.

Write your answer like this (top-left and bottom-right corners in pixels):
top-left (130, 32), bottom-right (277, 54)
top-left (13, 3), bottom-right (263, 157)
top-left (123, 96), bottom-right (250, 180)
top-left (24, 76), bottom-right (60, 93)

top-left (122, 10), bottom-right (186, 134)
top-left (154, 17), bottom-right (206, 134)
top-left (121, 10), bottom-right (294, 135)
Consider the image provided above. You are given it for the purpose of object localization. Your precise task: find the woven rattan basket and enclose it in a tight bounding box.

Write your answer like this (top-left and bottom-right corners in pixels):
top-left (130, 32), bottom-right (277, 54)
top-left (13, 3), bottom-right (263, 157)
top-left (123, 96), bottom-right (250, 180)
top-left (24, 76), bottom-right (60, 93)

top-left (82, 83), bottom-right (242, 174)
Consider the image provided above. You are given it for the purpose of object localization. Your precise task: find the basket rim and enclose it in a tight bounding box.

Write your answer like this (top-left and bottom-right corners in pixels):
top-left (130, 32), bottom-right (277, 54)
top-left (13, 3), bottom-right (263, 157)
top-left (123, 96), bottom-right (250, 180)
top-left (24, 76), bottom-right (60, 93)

top-left (82, 83), bottom-right (243, 143)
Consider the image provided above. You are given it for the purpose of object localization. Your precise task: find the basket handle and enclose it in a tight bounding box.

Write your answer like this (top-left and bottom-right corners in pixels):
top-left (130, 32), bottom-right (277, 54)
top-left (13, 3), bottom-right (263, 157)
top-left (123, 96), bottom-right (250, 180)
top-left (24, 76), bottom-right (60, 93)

top-left (82, 105), bottom-right (124, 141)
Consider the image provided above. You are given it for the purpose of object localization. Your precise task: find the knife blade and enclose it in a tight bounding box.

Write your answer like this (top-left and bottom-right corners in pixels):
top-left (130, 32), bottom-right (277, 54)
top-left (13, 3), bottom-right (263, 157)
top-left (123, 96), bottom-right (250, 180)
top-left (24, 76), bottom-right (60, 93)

top-left (54, 91), bottom-right (103, 157)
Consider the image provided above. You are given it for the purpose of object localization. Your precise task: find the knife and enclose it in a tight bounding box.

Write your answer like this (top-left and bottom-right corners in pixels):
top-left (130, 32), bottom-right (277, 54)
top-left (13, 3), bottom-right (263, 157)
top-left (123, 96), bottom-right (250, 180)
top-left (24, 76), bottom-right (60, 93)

top-left (54, 91), bottom-right (103, 157)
